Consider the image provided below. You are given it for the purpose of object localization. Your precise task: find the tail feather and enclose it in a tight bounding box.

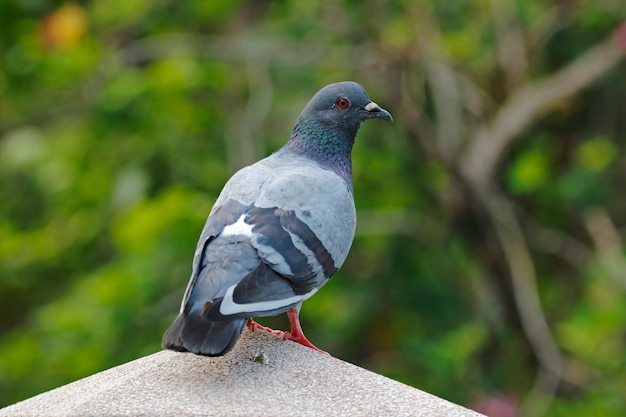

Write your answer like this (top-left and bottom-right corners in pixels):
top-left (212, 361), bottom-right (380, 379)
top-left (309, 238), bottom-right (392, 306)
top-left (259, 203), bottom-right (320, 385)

top-left (162, 313), bottom-right (246, 357)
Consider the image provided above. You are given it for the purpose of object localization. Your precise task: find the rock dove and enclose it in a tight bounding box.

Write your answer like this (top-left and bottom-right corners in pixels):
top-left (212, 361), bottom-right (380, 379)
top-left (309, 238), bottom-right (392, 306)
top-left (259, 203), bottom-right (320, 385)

top-left (162, 81), bottom-right (392, 356)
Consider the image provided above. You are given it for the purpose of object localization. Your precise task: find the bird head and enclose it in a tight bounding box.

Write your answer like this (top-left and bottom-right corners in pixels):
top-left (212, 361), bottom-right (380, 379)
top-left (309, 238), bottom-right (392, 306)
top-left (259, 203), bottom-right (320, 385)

top-left (299, 81), bottom-right (393, 131)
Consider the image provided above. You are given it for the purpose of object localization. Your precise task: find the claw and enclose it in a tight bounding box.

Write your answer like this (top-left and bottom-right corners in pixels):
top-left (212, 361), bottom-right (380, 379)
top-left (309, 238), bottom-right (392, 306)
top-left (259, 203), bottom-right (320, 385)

top-left (246, 308), bottom-right (328, 355)
top-left (246, 318), bottom-right (284, 337)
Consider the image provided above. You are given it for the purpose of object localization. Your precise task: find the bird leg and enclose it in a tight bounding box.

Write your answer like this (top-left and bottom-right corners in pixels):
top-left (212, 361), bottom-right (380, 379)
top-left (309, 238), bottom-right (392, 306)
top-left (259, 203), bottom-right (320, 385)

top-left (283, 307), bottom-right (328, 354)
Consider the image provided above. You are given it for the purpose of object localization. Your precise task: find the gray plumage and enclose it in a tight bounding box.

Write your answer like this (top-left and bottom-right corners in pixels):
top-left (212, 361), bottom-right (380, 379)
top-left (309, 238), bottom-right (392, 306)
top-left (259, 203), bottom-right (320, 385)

top-left (162, 81), bottom-right (392, 356)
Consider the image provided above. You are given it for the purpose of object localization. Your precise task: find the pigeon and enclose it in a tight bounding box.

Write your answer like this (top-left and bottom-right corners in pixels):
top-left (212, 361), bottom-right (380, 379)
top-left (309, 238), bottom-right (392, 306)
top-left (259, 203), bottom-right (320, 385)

top-left (162, 81), bottom-right (392, 356)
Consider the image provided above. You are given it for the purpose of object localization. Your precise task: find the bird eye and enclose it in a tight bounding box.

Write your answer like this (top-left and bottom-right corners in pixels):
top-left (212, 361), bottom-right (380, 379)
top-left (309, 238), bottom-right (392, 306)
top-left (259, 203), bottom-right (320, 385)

top-left (336, 98), bottom-right (349, 109)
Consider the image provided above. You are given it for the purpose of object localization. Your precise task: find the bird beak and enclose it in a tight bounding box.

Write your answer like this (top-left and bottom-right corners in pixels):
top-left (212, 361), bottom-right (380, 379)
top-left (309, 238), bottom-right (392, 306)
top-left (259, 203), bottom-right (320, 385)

top-left (364, 101), bottom-right (393, 122)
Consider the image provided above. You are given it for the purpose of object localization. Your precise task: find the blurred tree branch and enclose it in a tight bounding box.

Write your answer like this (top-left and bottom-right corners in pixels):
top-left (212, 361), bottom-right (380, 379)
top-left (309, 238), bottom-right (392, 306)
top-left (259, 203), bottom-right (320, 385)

top-left (483, 194), bottom-right (563, 417)
top-left (226, 52), bottom-right (274, 171)
top-left (525, 216), bottom-right (592, 273)
top-left (461, 23), bottom-right (626, 194)
top-left (117, 33), bottom-right (382, 69)
top-left (490, 0), bottom-right (528, 89)
top-left (584, 208), bottom-right (626, 293)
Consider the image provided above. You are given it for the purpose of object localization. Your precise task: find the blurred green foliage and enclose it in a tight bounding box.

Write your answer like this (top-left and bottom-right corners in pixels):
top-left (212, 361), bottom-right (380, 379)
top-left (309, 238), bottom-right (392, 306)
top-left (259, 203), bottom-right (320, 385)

top-left (1, 1), bottom-right (626, 416)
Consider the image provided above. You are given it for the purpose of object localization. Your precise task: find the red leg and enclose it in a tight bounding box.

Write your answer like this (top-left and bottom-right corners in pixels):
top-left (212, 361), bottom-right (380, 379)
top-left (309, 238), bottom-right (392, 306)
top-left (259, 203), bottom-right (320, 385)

top-left (246, 318), bottom-right (284, 337)
top-left (283, 307), bottom-right (328, 354)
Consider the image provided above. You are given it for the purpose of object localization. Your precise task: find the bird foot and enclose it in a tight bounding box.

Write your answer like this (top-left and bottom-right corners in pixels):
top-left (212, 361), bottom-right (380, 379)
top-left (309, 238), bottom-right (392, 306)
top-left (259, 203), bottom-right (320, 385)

top-left (246, 316), bottom-right (328, 355)
top-left (283, 330), bottom-right (328, 355)
top-left (246, 318), bottom-right (285, 337)
top-left (283, 307), bottom-right (329, 355)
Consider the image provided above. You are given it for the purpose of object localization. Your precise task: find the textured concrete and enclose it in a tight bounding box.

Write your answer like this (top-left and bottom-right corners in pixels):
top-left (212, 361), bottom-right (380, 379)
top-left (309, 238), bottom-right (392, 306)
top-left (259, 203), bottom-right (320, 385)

top-left (1, 329), bottom-right (484, 416)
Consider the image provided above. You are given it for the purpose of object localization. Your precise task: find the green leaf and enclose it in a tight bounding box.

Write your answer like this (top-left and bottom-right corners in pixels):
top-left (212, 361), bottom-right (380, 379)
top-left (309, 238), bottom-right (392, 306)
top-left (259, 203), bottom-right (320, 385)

top-left (507, 148), bottom-right (550, 194)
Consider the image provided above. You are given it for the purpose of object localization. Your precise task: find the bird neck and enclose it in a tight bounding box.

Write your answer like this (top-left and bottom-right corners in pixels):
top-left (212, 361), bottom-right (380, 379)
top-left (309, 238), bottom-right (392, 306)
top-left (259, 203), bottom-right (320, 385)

top-left (284, 117), bottom-right (356, 188)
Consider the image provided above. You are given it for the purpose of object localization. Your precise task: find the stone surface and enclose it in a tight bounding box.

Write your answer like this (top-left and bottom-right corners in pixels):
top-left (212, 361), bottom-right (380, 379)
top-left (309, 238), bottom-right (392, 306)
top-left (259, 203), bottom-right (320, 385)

top-left (1, 329), bottom-right (484, 416)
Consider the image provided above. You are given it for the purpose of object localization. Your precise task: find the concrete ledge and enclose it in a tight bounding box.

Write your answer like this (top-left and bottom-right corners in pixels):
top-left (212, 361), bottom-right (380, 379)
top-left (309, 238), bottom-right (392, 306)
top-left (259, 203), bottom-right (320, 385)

top-left (1, 329), bottom-right (484, 416)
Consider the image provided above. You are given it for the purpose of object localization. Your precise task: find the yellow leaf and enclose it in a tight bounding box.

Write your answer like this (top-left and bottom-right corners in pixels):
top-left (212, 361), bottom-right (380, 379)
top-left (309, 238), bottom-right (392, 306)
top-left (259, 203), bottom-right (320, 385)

top-left (41, 3), bottom-right (87, 49)
top-left (576, 136), bottom-right (616, 173)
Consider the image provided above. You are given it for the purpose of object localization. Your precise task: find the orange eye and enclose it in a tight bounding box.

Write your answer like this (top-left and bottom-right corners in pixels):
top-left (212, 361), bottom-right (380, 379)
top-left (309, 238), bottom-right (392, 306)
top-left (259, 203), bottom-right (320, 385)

top-left (336, 98), bottom-right (349, 109)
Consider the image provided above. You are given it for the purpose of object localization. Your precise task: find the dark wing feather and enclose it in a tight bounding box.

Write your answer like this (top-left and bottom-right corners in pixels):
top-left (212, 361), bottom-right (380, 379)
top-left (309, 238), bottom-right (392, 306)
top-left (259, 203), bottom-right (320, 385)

top-left (202, 261), bottom-right (306, 321)
top-left (162, 312), bottom-right (247, 357)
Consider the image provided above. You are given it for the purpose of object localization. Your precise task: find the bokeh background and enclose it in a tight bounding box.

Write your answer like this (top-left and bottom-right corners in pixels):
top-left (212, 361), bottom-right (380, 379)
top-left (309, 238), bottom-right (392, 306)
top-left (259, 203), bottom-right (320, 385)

top-left (1, 1), bottom-right (626, 416)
